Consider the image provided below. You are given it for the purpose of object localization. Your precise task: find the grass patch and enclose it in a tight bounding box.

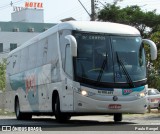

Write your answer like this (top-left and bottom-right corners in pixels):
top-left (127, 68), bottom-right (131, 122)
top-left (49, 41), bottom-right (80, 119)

top-left (0, 109), bottom-right (15, 116)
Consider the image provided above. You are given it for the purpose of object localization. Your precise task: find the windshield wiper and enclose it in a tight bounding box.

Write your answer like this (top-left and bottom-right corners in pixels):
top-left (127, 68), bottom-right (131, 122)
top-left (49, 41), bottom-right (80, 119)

top-left (97, 55), bottom-right (108, 82)
top-left (116, 52), bottom-right (135, 88)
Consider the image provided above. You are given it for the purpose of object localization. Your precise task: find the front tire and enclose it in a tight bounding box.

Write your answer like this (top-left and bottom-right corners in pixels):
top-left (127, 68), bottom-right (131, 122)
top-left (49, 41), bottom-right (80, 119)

top-left (15, 98), bottom-right (32, 120)
top-left (114, 113), bottom-right (122, 122)
top-left (55, 96), bottom-right (71, 122)
top-left (15, 98), bottom-right (23, 120)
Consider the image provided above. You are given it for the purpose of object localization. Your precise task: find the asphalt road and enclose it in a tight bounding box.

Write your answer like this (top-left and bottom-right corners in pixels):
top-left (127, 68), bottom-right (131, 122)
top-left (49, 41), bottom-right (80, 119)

top-left (0, 112), bottom-right (160, 133)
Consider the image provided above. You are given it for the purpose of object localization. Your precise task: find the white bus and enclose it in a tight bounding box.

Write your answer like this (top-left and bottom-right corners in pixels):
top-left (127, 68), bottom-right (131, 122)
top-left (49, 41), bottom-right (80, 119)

top-left (5, 21), bottom-right (157, 122)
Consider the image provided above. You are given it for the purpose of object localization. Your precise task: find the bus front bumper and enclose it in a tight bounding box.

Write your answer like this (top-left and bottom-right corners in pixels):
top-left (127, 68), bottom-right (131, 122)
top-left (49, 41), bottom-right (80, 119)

top-left (74, 93), bottom-right (148, 114)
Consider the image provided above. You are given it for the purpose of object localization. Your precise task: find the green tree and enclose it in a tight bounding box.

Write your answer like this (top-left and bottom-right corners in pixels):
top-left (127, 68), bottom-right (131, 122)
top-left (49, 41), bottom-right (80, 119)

top-left (98, 4), bottom-right (160, 37)
top-left (97, 3), bottom-right (160, 89)
top-left (148, 32), bottom-right (160, 89)
top-left (0, 59), bottom-right (6, 91)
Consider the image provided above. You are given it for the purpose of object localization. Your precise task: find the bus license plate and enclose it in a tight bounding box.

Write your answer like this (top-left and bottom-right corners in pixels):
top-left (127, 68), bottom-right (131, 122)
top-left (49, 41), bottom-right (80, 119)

top-left (108, 104), bottom-right (121, 109)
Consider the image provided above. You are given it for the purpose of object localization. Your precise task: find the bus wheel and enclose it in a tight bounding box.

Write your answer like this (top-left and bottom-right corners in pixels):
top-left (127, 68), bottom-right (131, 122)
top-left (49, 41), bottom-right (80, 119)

top-left (15, 98), bottom-right (32, 120)
top-left (114, 113), bottom-right (122, 122)
top-left (15, 98), bottom-right (23, 120)
top-left (55, 96), bottom-right (71, 122)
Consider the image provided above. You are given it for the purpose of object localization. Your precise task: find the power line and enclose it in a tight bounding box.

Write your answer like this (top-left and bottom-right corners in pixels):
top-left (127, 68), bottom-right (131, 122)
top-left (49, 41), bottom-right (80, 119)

top-left (99, 0), bottom-right (160, 6)
top-left (0, 0), bottom-right (26, 10)
top-left (77, 0), bottom-right (96, 21)
top-left (53, 6), bottom-right (90, 22)
top-left (78, 0), bottom-right (91, 17)
top-left (51, 0), bottom-right (91, 22)
top-left (53, 0), bottom-right (160, 22)
top-left (96, 0), bottom-right (160, 12)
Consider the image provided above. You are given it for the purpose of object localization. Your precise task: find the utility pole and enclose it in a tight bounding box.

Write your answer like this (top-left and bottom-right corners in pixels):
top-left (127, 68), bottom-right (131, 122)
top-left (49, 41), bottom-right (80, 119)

top-left (78, 0), bottom-right (96, 21)
top-left (91, 0), bottom-right (96, 21)
top-left (78, 0), bottom-right (91, 18)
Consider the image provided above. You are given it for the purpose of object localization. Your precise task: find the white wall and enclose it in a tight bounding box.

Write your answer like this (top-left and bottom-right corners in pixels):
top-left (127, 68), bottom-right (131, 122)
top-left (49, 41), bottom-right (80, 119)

top-left (0, 32), bottom-right (39, 61)
top-left (11, 9), bottom-right (44, 23)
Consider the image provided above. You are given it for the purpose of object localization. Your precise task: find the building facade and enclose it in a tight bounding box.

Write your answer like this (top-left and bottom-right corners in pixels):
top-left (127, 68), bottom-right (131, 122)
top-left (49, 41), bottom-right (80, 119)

top-left (11, 8), bottom-right (44, 23)
top-left (0, 9), bottom-right (56, 61)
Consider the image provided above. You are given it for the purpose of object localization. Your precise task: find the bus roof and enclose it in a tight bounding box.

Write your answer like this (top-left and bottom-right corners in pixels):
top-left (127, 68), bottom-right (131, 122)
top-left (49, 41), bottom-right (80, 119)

top-left (9, 21), bottom-right (140, 56)
top-left (59, 21), bottom-right (140, 35)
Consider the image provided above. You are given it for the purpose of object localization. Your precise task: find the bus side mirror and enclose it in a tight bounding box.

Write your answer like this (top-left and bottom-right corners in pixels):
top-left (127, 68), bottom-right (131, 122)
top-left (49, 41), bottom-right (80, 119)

top-left (142, 39), bottom-right (157, 60)
top-left (65, 35), bottom-right (77, 57)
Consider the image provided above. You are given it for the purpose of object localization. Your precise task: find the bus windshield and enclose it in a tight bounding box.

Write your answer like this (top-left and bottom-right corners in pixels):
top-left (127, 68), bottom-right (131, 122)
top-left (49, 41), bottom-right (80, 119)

top-left (74, 32), bottom-right (146, 88)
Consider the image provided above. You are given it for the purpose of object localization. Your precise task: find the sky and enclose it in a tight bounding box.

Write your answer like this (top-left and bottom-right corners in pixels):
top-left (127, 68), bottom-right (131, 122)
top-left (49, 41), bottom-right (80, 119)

top-left (0, 0), bottom-right (160, 23)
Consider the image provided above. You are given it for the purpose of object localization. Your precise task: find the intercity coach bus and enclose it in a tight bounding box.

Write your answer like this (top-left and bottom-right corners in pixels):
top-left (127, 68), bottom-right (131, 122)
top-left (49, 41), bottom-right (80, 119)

top-left (5, 21), bottom-right (157, 122)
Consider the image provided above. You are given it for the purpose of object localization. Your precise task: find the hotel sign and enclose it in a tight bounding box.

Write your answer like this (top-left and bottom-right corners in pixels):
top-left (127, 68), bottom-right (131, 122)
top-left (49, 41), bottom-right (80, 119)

top-left (13, 2), bottom-right (43, 12)
top-left (25, 2), bottom-right (43, 8)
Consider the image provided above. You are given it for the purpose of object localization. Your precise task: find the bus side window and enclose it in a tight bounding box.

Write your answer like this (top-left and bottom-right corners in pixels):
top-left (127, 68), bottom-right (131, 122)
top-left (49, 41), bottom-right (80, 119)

top-left (37, 38), bottom-right (48, 67)
top-left (20, 47), bottom-right (29, 72)
top-left (64, 44), bottom-right (73, 78)
top-left (47, 33), bottom-right (58, 63)
top-left (59, 30), bottom-right (72, 70)
top-left (28, 44), bottom-right (37, 70)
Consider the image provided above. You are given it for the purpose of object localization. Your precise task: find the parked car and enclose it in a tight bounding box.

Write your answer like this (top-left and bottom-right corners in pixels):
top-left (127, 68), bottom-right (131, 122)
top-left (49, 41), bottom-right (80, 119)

top-left (147, 88), bottom-right (160, 110)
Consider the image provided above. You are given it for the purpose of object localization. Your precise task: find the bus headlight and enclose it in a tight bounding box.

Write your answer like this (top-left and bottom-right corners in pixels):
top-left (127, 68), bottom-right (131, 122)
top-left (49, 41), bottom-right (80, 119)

top-left (139, 92), bottom-right (145, 97)
top-left (81, 90), bottom-right (88, 96)
top-left (77, 88), bottom-right (95, 96)
top-left (137, 92), bottom-right (146, 98)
